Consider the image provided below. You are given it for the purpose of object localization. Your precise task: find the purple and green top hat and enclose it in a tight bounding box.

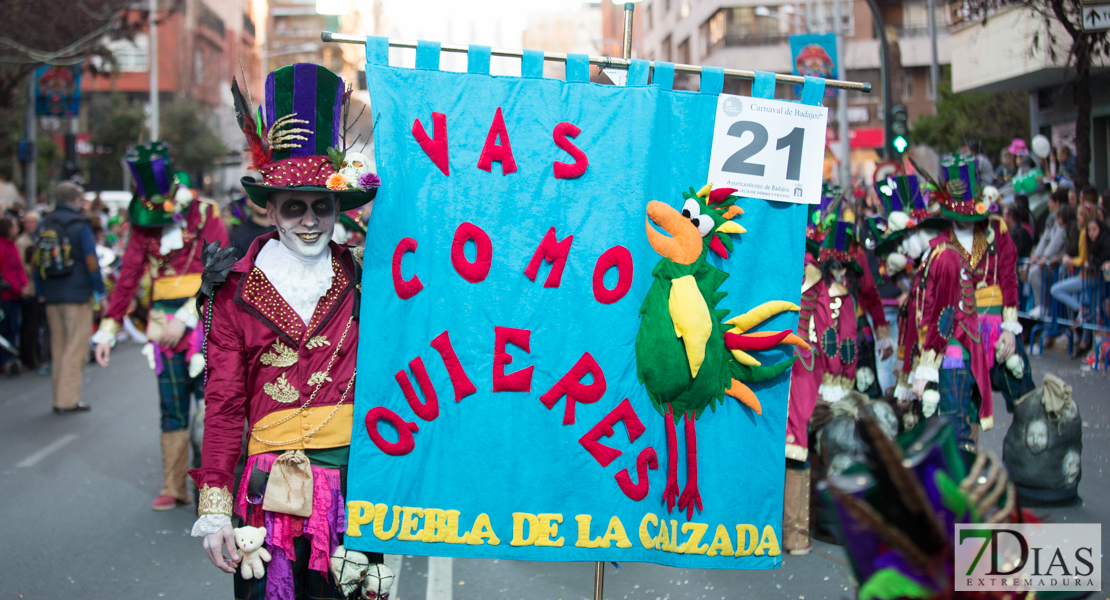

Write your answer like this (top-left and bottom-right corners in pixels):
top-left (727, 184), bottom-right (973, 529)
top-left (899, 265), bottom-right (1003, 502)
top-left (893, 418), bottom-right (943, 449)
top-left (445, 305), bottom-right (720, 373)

top-left (820, 220), bottom-right (858, 266)
top-left (874, 175), bottom-right (930, 222)
top-left (125, 142), bottom-right (192, 227)
top-left (938, 153), bottom-right (989, 221)
top-left (239, 63), bottom-right (378, 211)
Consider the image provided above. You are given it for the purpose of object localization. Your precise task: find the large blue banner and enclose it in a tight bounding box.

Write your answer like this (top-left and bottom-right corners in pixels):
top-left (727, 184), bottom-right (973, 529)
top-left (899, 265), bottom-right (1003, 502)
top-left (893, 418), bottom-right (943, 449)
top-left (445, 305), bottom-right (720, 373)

top-left (346, 40), bottom-right (811, 569)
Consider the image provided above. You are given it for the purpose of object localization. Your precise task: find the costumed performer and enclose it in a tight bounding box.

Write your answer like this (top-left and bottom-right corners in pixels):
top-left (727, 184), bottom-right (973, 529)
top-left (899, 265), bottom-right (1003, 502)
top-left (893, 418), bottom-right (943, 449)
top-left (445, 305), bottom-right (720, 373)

top-left (911, 170), bottom-right (994, 451)
top-left (92, 142), bottom-right (230, 510)
top-left (189, 64), bottom-right (384, 600)
top-left (931, 154), bottom-right (1033, 413)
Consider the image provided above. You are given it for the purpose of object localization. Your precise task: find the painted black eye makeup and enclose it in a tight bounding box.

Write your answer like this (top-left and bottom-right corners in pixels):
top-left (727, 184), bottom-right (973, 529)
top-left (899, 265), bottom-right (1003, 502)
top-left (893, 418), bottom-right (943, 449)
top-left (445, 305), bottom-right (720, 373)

top-left (279, 200), bottom-right (308, 220)
top-left (278, 197), bottom-right (335, 220)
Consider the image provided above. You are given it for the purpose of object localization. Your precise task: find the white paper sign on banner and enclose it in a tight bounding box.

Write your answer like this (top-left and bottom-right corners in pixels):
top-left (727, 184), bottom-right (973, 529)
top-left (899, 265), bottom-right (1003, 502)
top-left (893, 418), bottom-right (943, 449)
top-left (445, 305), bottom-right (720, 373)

top-left (706, 94), bottom-right (828, 205)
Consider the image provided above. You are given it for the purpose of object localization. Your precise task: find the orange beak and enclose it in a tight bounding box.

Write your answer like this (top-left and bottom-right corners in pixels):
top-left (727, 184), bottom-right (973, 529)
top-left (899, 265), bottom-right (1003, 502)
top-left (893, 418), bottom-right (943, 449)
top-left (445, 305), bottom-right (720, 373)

top-left (645, 200), bottom-right (703, 265)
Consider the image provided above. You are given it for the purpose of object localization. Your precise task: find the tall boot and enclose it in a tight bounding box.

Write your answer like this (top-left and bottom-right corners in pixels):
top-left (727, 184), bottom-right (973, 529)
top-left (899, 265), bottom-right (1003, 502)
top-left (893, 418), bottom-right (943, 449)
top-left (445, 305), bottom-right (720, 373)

top-left (152, 430), bottom-right (192, 510)
top-left (783, 467), bottom-right (812, 555)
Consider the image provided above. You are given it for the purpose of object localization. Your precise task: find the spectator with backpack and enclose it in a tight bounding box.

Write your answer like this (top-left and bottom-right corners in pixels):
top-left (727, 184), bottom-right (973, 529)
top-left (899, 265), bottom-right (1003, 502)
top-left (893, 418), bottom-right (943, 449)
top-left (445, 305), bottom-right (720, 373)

top-left (32, 182), bottom-right (105, 413)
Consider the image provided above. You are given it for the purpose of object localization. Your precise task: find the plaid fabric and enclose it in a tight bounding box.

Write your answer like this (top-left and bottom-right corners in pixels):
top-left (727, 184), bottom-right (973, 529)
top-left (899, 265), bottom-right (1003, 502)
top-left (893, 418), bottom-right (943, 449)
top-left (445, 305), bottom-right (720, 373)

top-left (234, 536), bottom-right (346, 600)
top-left (158, 350), bottom-right (202, 432)
top-left (990, 343), bottom-right (1035, 414)
top-left (937, 365), bottom-right (978, 450)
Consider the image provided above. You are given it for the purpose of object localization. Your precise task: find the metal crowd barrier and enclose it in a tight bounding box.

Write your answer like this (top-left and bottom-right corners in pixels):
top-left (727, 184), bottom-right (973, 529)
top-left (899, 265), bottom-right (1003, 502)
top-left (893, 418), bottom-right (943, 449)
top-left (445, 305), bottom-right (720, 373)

top-left (1021, 258), bottom-right (1110, 369)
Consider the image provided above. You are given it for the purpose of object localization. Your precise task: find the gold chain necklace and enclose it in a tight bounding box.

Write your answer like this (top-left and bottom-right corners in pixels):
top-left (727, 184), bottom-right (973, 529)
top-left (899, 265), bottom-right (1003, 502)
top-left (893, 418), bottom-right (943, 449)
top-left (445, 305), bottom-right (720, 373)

top-left (250, 316), bottom-right (355, 446)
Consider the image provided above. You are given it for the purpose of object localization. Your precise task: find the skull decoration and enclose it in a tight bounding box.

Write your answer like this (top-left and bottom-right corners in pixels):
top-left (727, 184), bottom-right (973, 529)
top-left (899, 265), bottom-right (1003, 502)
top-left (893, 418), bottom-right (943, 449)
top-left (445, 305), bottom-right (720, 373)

top-left (329, 545), bottom-right (370, 597)
top-left (1063, 450), bottom-right (1080, 485)
top-left (1024, 420), bottom-right (1048, 454)
top-left (363, 563), bottom-right (395, 600)
top-left (982, 185), bottom-right (1002, 205)
top-left (340, 152), bottom-right (373, 185)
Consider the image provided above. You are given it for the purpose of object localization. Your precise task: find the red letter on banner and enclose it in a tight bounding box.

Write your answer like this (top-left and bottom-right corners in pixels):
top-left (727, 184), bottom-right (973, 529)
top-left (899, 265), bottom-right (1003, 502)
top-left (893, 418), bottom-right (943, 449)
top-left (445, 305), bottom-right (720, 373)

top-left (451, 222), bottom-right (493, 283)
top-left (392, 237), bottom-right (424, 299)
top-left (366, 407), bottom-right (420, 456)
top-left (412, 112), bottom-right (449, 176)
top-left (395, 357), bottom-right (439, 421)
top-left (615, 447), bottom-right (659, 501)
top-left (523, 227), bottom-right (574, 288)
top-left (552, 122), bottom-right (588, 179)
top-left (429, 331), bottom-right (477, 402)
top-left (592, 246), bottom-right (633, 304)
top-left (579, 398), bottom-right (647, 467)
top-left (492, 326), bottom-right (534, 392)
top-left (539, 352), bottom-right (606, 424)
top-left (476, 107), bottom-right (518, 175)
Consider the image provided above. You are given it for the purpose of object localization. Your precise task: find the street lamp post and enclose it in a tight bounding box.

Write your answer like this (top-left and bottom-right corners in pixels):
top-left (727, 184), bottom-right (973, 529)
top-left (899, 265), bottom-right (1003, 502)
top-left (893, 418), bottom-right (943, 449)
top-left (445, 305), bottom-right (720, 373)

top-left (149, 0), bottom-right (159, 141)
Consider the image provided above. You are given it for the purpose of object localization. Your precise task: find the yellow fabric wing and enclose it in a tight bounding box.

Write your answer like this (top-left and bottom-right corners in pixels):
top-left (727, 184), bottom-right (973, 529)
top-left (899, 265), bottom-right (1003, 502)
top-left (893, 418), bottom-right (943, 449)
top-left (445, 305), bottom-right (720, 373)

top-left (668, 275), bottom-right (713, 378)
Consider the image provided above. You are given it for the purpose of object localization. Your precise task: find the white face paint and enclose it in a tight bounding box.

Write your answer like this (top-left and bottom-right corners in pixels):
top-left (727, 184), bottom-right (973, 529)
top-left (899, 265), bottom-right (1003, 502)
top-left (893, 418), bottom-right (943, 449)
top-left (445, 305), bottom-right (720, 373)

top-left (1025, 420), bottom-right (1048, 454)
top-left (267, 191), bottom-right (338, 258)
top-left (339, 152), bottom-right (372, 185)
top-left (832, 267), bottom-right (846, 282)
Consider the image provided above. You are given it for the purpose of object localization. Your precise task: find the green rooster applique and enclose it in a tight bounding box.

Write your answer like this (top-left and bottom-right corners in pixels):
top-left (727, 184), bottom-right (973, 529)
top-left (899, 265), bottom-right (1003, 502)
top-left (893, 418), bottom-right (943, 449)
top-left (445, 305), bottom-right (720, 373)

top-left (636, 184), bottom-right (810, 519)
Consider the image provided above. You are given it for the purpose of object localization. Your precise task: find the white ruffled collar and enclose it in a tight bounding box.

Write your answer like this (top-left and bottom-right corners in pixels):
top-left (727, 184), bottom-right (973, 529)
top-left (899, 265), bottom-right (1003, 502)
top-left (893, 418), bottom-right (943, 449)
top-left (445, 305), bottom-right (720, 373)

top-left (255, 239), bottom-right (334, 325)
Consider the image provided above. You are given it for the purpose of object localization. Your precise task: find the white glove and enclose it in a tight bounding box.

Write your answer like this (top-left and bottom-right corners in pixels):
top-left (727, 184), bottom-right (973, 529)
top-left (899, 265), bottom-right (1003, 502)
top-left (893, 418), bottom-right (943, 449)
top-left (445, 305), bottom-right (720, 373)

top-left (922, 390), bottom-right (940, 417)
top-left (1005, 353), bottom-right (1024, 379)
top-left (140, 343), bottom-right (157, 371)
top-left (856, 367), bottom-right (875, 392)
top-left (189, 352), bottom-right (206, 378)
top-left (91, 328), bottom-right (116, 347)
top-left (192, 514), bottom-right (232, 537)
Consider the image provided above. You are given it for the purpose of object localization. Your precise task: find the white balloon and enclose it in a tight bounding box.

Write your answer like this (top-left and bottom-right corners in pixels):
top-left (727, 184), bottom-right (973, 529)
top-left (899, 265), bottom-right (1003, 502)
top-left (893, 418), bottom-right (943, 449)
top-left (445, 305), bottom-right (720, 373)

top-left (1032, 134), bottom-right (1051, 159)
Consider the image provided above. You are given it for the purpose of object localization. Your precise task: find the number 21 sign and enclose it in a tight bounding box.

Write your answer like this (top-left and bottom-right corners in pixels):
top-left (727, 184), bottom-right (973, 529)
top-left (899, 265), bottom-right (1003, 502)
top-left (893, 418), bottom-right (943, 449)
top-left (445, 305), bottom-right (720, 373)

top-left (706, 94), bottom-right (828, 205)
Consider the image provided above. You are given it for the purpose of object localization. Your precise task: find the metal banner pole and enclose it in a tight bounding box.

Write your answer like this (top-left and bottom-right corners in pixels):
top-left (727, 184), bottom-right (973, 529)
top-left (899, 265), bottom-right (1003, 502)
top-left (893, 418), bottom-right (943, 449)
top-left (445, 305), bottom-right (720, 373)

top-left (322, 32), bottom-right (873, 93)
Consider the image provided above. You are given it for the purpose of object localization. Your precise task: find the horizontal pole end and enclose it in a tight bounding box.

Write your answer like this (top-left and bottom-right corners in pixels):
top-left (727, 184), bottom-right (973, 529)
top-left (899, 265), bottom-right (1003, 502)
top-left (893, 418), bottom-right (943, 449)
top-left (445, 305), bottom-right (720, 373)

top-left (862, 82), bottom-right (872, 94)
top-left (321, 31), bottom-right (334, 42)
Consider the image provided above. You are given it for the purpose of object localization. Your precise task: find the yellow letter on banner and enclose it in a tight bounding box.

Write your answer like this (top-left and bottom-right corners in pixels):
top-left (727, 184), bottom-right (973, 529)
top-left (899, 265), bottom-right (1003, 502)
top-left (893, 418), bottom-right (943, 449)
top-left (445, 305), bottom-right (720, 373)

top-left (639, 514), bottom-right (659, 549)
top-left (374, 505), bottom-right (402, 541)
top-left (680, 522), bottom-right (710, 555)
top-left (754, 525), bottom-right (781, 556)
top-left (655, 520), bottom-right (670, 551)
top-left (346, 501), bottom-right (375, 537)
top-left (444, 510), bottom-right (471, 544)
top-left (706, 524), bottom-right (735, 557)
top-left (735, 524), bottom-right (758, 556)
top-left (601, 517), bottom-right (633, 549)
top-left (536, 514), bottom-right (565, 547)
top-left (398, 507), bottom-right (425, 541)
top-left (511, 513), bottom-right (541, 546)
top-left (575, 515), bottom-right (603, 548)
top-left (421, 508), bottom-right (448, 542)
top-left (468, 513), bottom-right (500, 545)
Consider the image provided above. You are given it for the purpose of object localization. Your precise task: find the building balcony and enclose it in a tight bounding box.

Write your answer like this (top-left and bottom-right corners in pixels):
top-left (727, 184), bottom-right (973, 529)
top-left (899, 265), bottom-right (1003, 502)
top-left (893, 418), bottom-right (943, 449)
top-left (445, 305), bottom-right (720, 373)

top-left (950, 5), bottom-right (1110, 92)
top-left (895, 26), bottom-right (951, 67)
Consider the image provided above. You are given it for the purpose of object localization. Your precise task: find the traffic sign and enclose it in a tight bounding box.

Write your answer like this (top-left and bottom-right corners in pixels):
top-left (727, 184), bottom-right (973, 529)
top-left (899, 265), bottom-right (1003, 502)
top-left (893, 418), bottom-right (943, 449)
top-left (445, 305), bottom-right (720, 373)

top-left (1083, 4), bottom-right (1110, 30)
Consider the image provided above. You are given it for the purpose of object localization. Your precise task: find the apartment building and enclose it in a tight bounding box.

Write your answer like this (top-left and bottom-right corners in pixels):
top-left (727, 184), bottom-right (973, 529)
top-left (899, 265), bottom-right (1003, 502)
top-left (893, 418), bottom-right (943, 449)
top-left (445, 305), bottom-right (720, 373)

top-left (639, 0), bottom-right (950, 165)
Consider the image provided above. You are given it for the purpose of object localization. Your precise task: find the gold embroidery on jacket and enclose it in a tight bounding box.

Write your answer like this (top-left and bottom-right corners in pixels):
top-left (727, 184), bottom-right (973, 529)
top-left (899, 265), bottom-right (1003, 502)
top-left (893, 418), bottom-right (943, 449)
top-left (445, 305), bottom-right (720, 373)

top-left (307, 371), bottom-right (333, 386)
top-left (264, 374), bottom-right (300, 404)
top-left (306, 336), bottom-right (330, 350)
top-left (260, 341), bottom-right (299, 367)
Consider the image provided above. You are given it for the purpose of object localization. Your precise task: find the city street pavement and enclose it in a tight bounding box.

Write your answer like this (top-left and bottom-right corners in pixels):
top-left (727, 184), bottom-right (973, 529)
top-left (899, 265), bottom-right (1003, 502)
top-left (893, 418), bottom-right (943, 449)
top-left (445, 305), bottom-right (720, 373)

top-left (1, 341), bottom-right (1106, 600)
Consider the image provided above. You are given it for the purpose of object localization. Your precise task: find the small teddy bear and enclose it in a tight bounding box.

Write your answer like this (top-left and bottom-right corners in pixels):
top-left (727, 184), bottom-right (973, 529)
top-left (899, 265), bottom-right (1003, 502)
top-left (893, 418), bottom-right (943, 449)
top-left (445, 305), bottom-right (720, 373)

top-left (233, 525), bottom-right (271, 580)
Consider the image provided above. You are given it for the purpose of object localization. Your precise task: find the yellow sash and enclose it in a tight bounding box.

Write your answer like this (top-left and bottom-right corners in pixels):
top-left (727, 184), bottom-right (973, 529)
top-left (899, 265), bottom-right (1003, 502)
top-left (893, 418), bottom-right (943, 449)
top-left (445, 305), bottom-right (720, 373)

top-left (152, 273), bottom-right (202, 301)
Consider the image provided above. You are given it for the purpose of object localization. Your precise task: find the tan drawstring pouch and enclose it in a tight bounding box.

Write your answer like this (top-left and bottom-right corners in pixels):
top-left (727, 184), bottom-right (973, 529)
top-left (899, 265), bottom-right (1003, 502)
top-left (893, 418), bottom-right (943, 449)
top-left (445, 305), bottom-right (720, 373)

top-left (263, 449), bottom-right (314, 517)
